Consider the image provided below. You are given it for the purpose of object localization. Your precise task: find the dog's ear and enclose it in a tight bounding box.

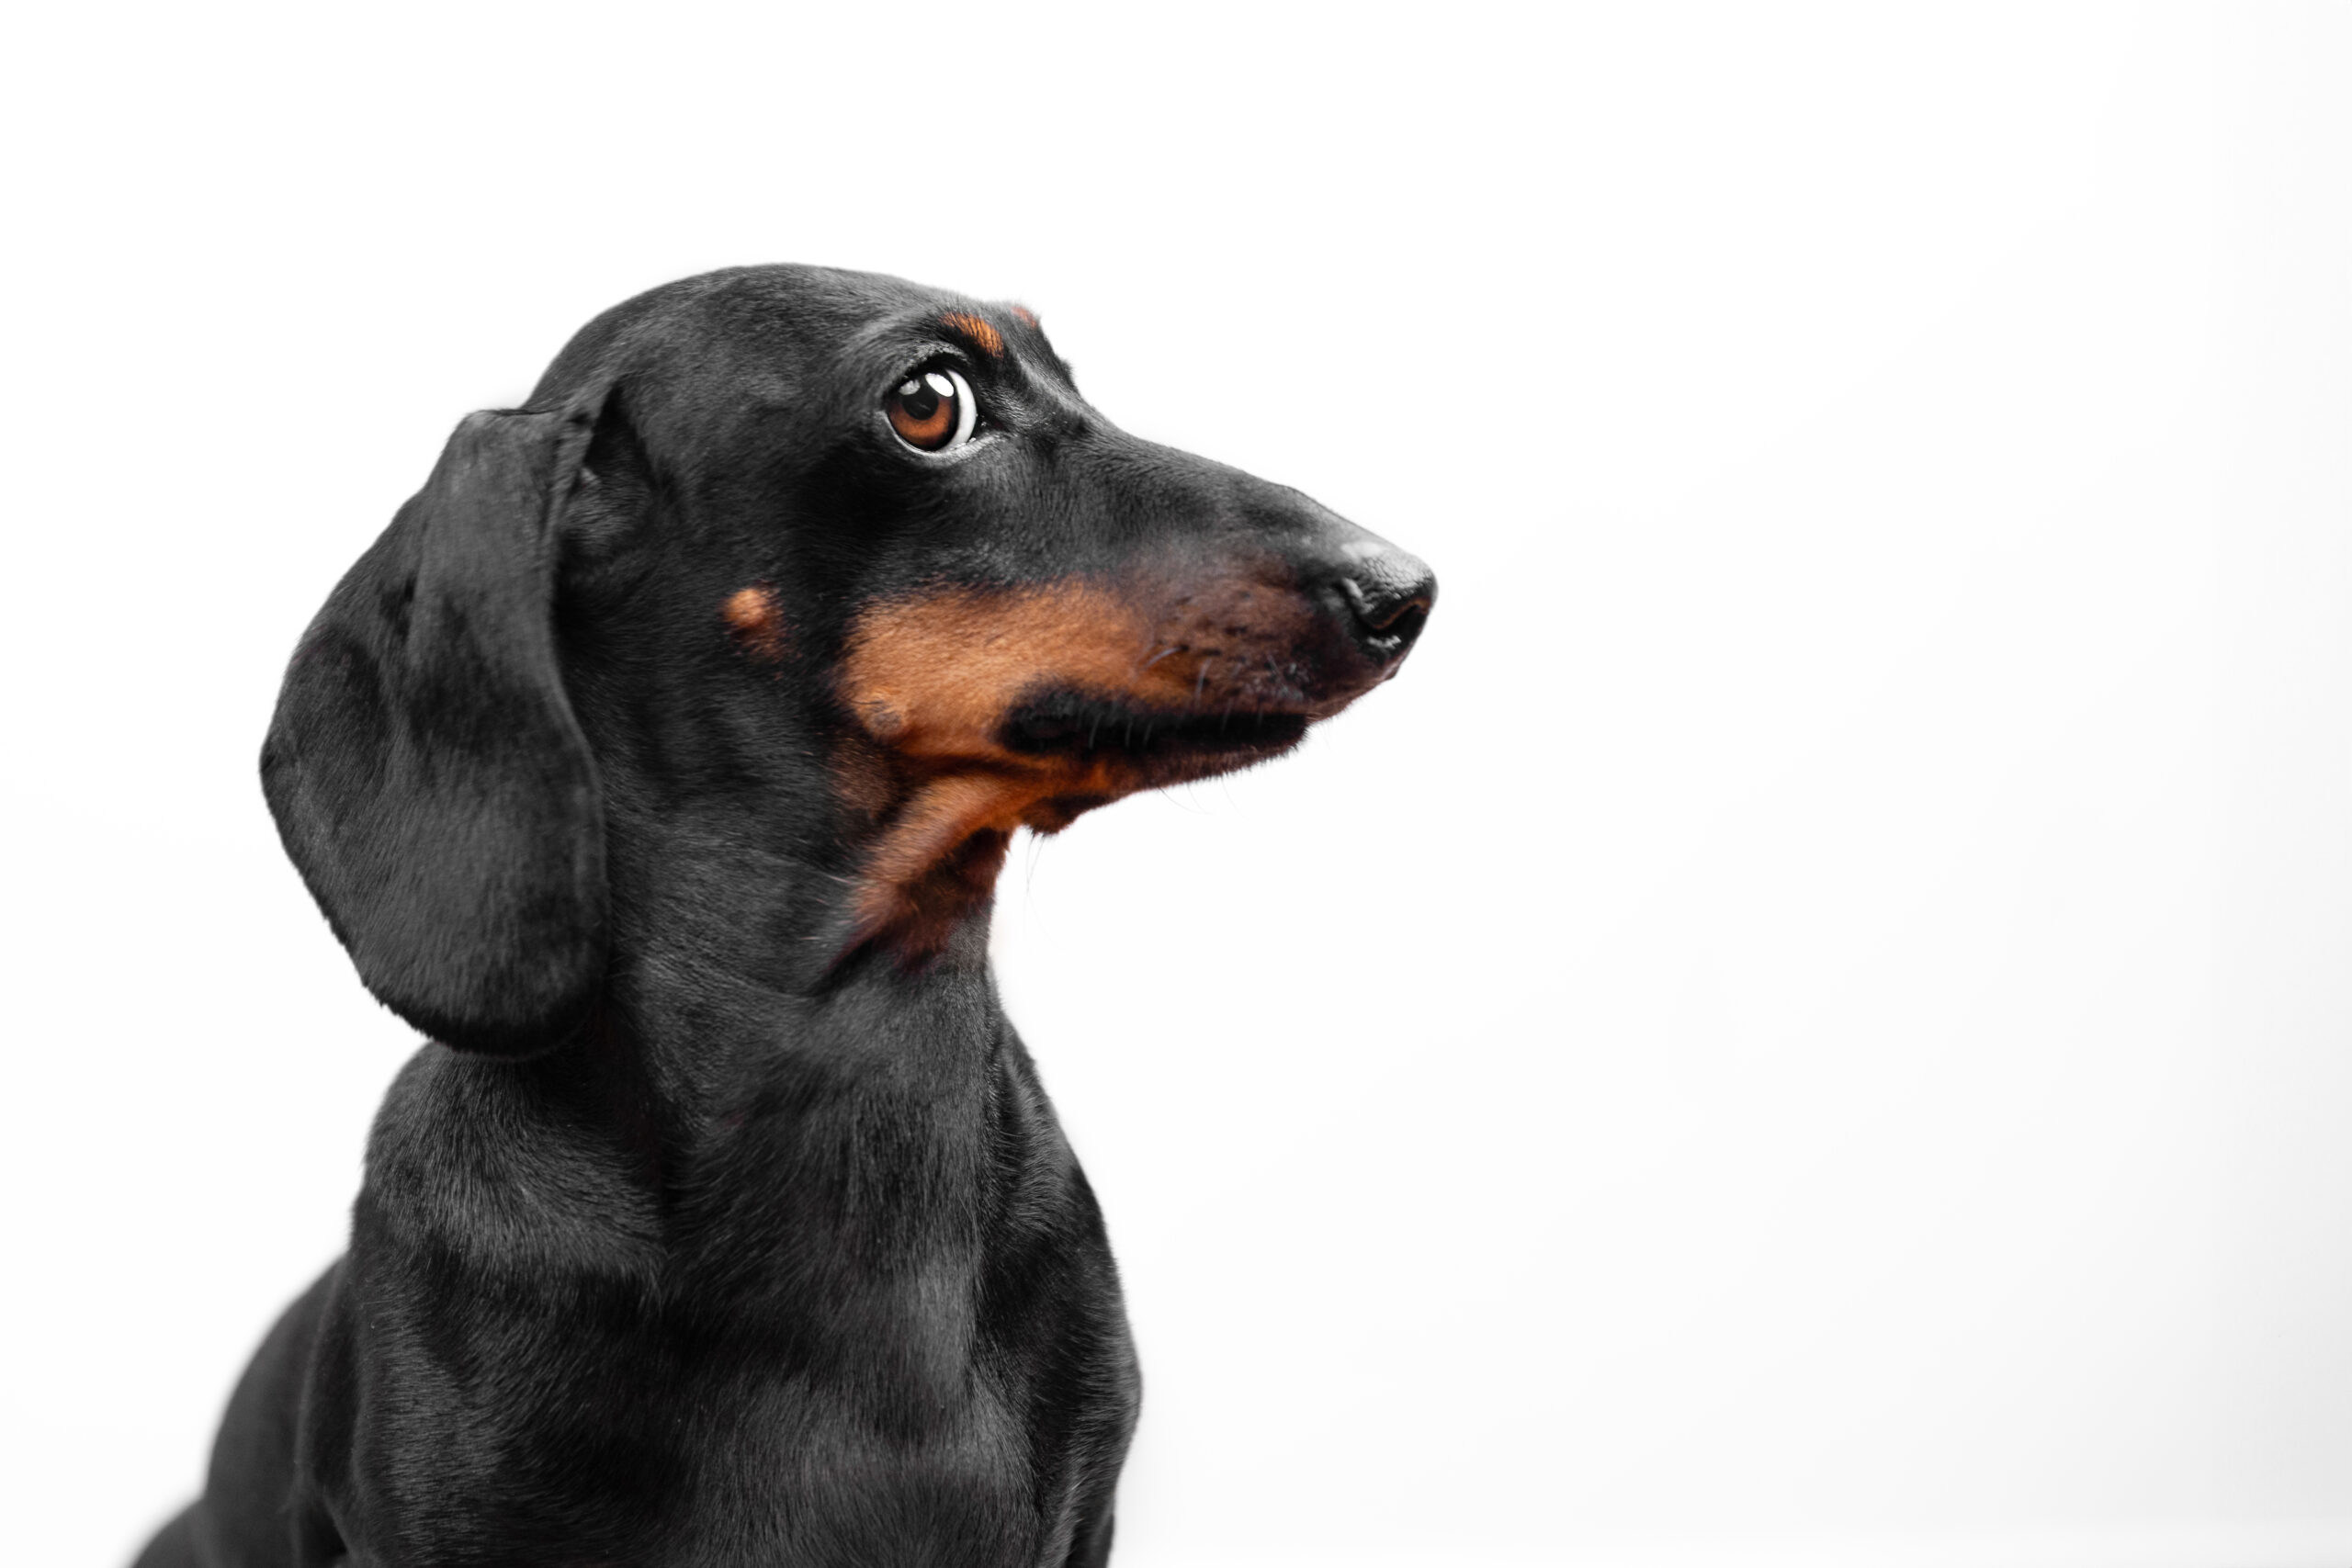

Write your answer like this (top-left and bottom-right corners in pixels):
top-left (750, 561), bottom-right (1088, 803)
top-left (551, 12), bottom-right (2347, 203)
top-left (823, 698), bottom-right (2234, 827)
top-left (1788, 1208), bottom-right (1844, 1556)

top-left (261, 398), bottom-right (610, 1057)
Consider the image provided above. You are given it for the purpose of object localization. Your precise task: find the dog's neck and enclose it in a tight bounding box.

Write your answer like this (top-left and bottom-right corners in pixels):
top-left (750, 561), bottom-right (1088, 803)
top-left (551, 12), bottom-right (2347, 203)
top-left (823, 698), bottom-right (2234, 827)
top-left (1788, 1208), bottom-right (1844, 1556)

top-left (543, 592), bottom-right (1029, 1175)
top-left (587, 785), bottom-right (1012, 1125)
top-left (368, 814), bottom-right (1020, 1308)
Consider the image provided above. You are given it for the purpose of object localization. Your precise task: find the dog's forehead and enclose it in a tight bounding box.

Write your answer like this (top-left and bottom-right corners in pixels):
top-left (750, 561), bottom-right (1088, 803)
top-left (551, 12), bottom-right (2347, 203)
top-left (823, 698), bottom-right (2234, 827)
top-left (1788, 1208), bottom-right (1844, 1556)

top-left (536, 266), bottom-right (1064, 424)
top-left (657, 281), bottom-right (1066, 425)
top-left (672, 270), bottom-right (1038, 367)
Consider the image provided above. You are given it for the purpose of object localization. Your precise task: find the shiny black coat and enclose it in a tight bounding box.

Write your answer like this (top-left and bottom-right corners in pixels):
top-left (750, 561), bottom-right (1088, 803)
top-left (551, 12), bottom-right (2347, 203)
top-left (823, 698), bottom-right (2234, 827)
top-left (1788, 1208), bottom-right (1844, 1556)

top-left (135, 265), bottom-right (1431, 1568)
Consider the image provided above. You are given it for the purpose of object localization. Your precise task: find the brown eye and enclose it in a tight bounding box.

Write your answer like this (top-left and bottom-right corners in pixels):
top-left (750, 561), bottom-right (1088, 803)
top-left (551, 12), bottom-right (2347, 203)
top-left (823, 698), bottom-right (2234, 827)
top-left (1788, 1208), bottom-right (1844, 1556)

top-left (886, 367), bottom-right (977, 453)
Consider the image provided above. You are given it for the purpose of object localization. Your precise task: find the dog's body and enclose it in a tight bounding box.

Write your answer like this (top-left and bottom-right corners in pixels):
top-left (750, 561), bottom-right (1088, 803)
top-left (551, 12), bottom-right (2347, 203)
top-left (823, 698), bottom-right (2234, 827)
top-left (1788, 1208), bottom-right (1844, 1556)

top-left (136, 265), bottom-right (1431, 1568)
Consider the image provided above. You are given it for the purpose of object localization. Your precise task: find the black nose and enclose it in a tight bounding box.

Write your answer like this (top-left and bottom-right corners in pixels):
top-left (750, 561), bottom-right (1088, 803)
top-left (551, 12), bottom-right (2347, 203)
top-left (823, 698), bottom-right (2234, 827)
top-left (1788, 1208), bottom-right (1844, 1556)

top-left (1337, 549), bottom-right (1437, 666)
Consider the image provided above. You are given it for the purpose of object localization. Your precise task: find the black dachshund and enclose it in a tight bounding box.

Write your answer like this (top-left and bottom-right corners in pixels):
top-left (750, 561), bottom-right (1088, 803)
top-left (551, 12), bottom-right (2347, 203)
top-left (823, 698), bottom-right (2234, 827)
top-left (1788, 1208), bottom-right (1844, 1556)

top-left (135, 265), bottom-right (1434, 1568)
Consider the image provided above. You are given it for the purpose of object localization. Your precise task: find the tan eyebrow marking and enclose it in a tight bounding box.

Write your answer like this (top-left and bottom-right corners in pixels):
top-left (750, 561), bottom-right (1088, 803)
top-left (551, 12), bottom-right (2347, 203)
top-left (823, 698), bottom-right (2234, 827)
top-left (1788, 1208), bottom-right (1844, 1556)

top-left (939, 310), bottom-right (1004, 357)
top-left (1010, 305), bottom-right (1039, 329)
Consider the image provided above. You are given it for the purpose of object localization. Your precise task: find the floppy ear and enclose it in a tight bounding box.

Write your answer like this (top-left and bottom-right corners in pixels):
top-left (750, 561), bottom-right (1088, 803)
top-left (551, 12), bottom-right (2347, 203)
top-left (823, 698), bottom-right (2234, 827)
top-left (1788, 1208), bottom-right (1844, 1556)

top-left (261, 399), bottom-right (608, 1056)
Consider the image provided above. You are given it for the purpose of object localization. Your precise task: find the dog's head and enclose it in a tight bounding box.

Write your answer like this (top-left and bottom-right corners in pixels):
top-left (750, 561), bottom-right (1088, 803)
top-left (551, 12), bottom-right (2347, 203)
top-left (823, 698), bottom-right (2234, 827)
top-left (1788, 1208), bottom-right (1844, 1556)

top-left (263, 266), bottom-right (1434, 1055)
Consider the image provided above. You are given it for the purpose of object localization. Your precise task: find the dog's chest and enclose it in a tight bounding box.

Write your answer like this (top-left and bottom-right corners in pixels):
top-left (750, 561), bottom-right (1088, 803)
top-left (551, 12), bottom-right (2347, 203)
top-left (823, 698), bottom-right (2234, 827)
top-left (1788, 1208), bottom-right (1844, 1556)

top-left (674, 1370), bottom-right (1047, 1566)
top-left (340, 1021), bottom-right (1133, 1563)
top-left (347, 1322), bottom-right (1064, 1567)
top-left (338, 1203), bottom-right (1132, 1565)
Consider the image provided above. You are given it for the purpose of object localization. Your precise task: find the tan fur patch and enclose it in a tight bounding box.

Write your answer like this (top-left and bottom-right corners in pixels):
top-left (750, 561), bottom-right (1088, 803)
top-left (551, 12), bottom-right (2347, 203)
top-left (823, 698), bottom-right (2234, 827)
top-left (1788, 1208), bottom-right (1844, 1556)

top-left (843, 583), bottom-right (1179, 762)
top-left (940, 311), bottom-right (1004, 357)
top-left (1010, 305), bottom-right (1039, 329)
top-left (721, 584), bottom-right (789, 660)
top-left (835, 577), bottom-right (1318, 954)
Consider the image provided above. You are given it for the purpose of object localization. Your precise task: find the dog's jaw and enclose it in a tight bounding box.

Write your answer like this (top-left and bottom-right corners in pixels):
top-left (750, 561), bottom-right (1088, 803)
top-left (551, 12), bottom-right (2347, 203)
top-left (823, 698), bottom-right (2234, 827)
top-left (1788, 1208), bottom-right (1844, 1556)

top-left (823, 574), bottom-right (1384, 965)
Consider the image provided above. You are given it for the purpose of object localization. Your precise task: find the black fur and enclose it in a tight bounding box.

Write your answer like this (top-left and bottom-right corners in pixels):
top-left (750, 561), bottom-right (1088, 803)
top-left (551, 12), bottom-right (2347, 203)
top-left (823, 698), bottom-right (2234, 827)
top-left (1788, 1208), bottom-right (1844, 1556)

top-left (136, 265), bottom-right (1433, 1567)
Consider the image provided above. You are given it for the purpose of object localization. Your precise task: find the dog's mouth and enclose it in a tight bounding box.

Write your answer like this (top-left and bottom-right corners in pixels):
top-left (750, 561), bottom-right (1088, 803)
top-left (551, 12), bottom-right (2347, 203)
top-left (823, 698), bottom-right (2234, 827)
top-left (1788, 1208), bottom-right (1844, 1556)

top-left (996, 689), bottom-right (1311, 770)
top-left (991, 691), bottom-right (1312, 834)
top-left (831, 580), bottom-right (1385, 964)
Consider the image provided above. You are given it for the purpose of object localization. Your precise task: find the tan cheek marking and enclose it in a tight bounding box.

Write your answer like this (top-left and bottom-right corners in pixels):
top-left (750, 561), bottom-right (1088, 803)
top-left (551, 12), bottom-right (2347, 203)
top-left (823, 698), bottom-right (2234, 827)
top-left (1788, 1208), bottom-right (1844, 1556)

top-left (833, 575), bottom-right (1320, 962)
top-left (836, 582), bottom-right (1162, 955)
top-left (940, 311), bottom-right (1004, 357)
top-left (721, 584), bottom-right (789, 660)
top-left (841, 583), bottom-right (1202, 762)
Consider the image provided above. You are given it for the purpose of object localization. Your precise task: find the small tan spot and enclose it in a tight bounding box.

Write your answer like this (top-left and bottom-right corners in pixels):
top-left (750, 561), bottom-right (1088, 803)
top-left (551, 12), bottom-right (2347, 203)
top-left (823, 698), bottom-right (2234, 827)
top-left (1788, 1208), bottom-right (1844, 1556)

top-left (1010, 305), bottom-right (1039, 330)
top-left (722, 584), bottom-right (788, 660)
top-left (941, 311), bottom-right (1004, 357)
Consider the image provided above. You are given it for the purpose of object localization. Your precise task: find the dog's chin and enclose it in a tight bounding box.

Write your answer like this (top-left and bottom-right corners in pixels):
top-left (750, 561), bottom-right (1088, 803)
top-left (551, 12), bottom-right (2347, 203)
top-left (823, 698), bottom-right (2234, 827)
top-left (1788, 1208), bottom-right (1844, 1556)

top-left (842, 689), bottom-right (1360, 966)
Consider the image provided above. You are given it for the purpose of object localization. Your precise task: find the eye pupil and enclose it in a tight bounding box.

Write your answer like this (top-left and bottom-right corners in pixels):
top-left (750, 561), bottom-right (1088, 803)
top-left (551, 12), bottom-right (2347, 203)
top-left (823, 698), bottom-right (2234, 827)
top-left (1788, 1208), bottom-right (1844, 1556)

top-left (896, 377), bottom-right (940, 423)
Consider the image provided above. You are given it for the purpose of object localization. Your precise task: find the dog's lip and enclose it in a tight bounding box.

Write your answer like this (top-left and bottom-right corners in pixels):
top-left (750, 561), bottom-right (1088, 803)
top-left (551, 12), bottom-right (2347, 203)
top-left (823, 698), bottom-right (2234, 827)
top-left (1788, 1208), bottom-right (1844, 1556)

top-left (995, 691), bottom-right (1313, 765)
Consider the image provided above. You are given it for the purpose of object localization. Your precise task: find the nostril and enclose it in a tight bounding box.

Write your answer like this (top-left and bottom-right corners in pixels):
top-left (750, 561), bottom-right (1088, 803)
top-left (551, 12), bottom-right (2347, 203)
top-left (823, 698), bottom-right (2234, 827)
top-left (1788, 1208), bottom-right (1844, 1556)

top-left (1340, 576), bottom-right (1430, 632)
top-left (1336, 555), bottom-right (1437, 663)
top-left (1378, 597), bottom-right (1431, 648)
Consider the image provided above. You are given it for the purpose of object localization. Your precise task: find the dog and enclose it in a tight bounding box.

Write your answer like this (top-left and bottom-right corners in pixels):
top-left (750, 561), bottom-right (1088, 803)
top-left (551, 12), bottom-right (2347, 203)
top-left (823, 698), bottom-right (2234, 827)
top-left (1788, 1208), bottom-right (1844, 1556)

top-left (133, 265), bottom-right (1434, 1568)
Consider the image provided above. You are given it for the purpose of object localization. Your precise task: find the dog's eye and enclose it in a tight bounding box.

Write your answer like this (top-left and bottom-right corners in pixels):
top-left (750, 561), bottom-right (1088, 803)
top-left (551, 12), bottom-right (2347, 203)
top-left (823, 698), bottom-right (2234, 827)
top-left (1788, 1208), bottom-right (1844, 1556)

top-left (886, 367), bottom-right (978, 454)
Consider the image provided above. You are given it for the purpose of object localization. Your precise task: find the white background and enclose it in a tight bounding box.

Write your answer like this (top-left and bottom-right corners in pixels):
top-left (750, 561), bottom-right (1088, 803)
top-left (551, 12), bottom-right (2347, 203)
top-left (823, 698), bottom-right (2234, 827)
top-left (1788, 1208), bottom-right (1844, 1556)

top-left (5, 5), bottom-right (2348, 1565)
